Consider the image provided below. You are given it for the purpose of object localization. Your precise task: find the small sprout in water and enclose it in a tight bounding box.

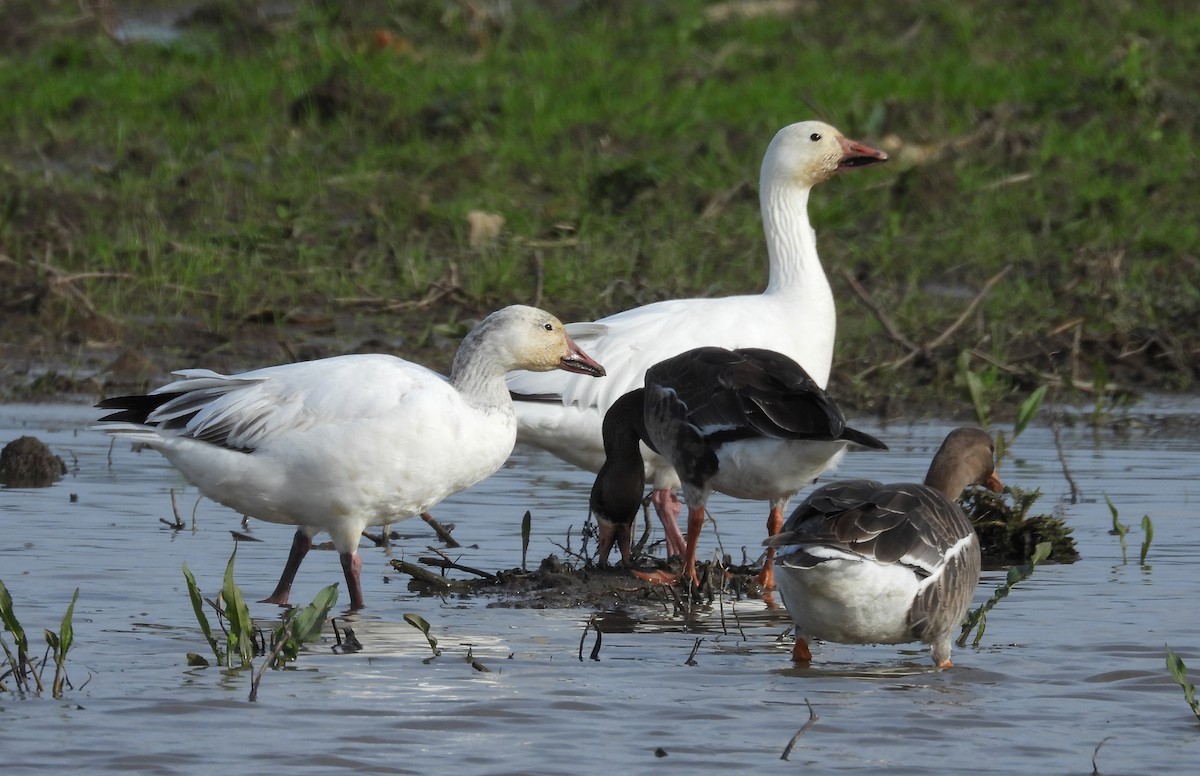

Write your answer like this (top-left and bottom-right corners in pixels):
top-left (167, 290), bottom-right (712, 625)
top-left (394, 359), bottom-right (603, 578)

top-left (0, 580), bottom-right (79, 699)
top-left (1165, 646), bottom-right (1200, 722)
top-left (1139, 514), bottom-right (1154, 566)
top-left (404, 613), bottom-right (441, 657)
top-left (1106, 495), bottom-right (1130, 564)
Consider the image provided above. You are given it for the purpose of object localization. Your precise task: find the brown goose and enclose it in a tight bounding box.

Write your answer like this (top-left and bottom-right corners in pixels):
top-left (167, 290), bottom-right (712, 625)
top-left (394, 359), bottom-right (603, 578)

top-left (590, 346), bottom-right (886, 588)
top-left (765, 427), bottom-right (1002, 667)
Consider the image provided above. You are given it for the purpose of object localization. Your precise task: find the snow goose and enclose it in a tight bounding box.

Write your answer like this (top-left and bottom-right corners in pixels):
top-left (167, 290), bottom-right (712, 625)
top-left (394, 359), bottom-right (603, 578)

top-left (589, 346), bottom-right (886, 588)
top-left (765, 427), bottom-right (1002, 667)
top-left (509, 121), bottom-right (887, 557)
top-left (95, 305), bottom-right (604, 610)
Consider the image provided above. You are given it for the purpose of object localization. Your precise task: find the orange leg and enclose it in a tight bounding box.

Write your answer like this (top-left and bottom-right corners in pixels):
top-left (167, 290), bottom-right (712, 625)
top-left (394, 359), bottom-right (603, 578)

top-left (650, 488), bottom-right (687, 558)
top-left (756, 504), bottom-right (785, 590)
top-left (680, 505), bottom-right (705, 587)
top-left (631, 504), bottom-right (704, 587)
top-left (791, 638), bottom-right (812, 663)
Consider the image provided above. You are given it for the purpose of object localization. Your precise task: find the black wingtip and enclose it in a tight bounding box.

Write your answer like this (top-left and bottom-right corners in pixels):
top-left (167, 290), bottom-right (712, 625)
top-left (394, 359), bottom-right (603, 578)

top-left (844, 427), bottom-right (888, 451)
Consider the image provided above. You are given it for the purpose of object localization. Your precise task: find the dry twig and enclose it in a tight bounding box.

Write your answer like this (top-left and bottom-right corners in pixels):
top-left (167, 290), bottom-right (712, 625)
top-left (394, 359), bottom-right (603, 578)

top-left (847, 265), bottom-right (1012, 378)
top-left (780, 698), bottom-right (820, 760)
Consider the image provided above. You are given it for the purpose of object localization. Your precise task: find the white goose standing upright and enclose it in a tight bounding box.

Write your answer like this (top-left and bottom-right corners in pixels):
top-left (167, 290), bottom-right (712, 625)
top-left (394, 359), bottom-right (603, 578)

top-left (766, 427), bottom-right (1002, 667)
top-left (95, 305), bottom-right (604, 610)
top-left (508, 121), bottom-right (887, 559)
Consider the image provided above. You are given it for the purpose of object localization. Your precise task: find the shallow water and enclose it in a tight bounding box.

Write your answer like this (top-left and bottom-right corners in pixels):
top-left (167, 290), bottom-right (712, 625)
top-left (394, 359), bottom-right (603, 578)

top-left (2, 400), bottom-right (1199, 774)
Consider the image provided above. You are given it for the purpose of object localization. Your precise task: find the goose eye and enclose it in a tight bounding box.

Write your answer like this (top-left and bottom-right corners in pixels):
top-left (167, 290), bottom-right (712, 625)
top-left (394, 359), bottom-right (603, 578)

top-left (809, 132), bottom-right (822, 142)
top-left (543, 322), bottom-right (554, 332)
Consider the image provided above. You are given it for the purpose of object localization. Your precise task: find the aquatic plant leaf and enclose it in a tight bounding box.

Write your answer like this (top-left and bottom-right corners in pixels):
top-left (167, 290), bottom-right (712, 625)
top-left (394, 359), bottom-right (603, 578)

top-left (970, 610), bottom-right (987, 647)
top-left (404, 613), bottom-right (441, 656)
top-left (58, 588), bottom-right (79, 659)
top-left (0, 579), bottom-right (29, 657)
top-left (1105, 494), bottom-right (1129, 563)
top-left (1139, 515), bottom-right (1154, 566)
top-left (1165, 646), bottom-right (1200, 721)
top-left (521, 510), bottom-right (532, 571)
top-left (182, 563), bottom-right (221, 661)
top-left (288, 584), bottom-right (338, 645)
top-left (1014, 386), bottom-right (1046, 438)
top-left (957, 541), bottom-right (1051, 647)
top-left (221, 548), bottom-right (256, 666)
top-left (963, 367), bottom-right (990, 431)
top-left (268, 584), bottom-right (338, 668)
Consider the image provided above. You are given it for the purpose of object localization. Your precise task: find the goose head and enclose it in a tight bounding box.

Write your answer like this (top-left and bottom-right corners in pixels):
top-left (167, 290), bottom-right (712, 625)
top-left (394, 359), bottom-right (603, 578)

top-left (924, 427), bottom-right (1004, 499)
top-left (591, 389), bottom-right (649, 567)
top-left (761, 120), bottom-right (888, 189)
top-left (457, 305), bottom-right (606, 377)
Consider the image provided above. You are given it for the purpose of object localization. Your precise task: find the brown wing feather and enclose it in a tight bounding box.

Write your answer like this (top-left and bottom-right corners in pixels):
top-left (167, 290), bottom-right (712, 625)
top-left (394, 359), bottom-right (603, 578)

top-left (769, 480), bottom-right (974, 577)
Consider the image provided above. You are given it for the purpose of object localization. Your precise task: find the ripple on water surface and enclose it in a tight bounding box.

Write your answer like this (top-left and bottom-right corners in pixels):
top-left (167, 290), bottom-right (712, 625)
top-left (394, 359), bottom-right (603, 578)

top-left (2, 401), bottom-right (1200, 774)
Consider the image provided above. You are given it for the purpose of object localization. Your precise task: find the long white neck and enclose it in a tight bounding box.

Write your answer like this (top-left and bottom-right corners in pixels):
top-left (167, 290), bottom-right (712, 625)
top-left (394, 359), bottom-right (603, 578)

top-left (760, 181), bottom-right (828, 298)
top-left (758, 178), bottom-right (837, 387)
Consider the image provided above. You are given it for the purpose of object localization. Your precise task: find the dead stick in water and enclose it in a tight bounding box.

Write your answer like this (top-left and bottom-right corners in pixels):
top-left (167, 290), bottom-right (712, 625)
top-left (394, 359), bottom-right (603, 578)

top-left (1050, 419), bottom-right (1080, 504)
top-left (390, 559), bottom-right (474, 591)
top-left (421, 547), bottom-right (498, 581)
top-left (578, 616), bottom-right (597, 662)
top-left (780, 698), bottom-right (820, 760)
top-left (421, 512), bottom-right (461, 547)
top-left (160, 488), bottom-right (185, 530)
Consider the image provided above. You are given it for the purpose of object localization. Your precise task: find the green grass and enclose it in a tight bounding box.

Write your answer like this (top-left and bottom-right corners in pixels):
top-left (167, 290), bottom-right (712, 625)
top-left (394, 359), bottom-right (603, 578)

top-left (2, 0), bottom-right (1198, 407)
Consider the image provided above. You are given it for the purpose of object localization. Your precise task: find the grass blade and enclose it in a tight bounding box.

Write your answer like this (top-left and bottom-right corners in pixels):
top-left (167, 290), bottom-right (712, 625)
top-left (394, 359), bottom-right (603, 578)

top-left (182, 563), bottom-right (221, 661)
top-left (1014, 385), bottom-right (1047, 438)
top-left (50, 588), bottom-right (79, 698)
top-left (58, 588), bottom-right (78, 658)
top-left (964, 368), bottom-right (990, 430)
top-left (1106, 495), bottom-right (1129, 563)
top-left (0, 579), bottom-right (29, 661)
top-left (221, 548), bottom-right (255, 666)
top-left (1139, 515), bottom-right (1154, 565)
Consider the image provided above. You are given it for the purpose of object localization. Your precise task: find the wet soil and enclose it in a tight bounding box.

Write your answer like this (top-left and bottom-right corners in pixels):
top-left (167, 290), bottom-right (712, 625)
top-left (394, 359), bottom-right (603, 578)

top-left (392, 552), bottom-right (768, 610)
top-left (389, 483), bottom-right (1079, 610)
top-left (0, 280), bottom-right (1187, 423)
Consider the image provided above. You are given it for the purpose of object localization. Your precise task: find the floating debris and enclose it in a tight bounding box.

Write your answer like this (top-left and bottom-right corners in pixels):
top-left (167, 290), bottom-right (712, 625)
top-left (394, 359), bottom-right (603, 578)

top-left (962, 485), bottom-right (1079, 566)
top-left (0, 435), bottom-right (66, 488)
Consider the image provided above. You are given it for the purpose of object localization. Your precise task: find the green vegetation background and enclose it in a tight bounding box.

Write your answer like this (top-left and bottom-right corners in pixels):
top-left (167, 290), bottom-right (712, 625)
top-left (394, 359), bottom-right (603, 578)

top-left (1, 0), bottom-right (1197, 411)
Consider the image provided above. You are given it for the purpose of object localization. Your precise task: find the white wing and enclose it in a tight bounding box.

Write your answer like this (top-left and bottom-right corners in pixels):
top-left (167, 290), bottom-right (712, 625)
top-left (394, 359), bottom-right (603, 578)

top-left (143, 354), bottom-right (449, 452)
